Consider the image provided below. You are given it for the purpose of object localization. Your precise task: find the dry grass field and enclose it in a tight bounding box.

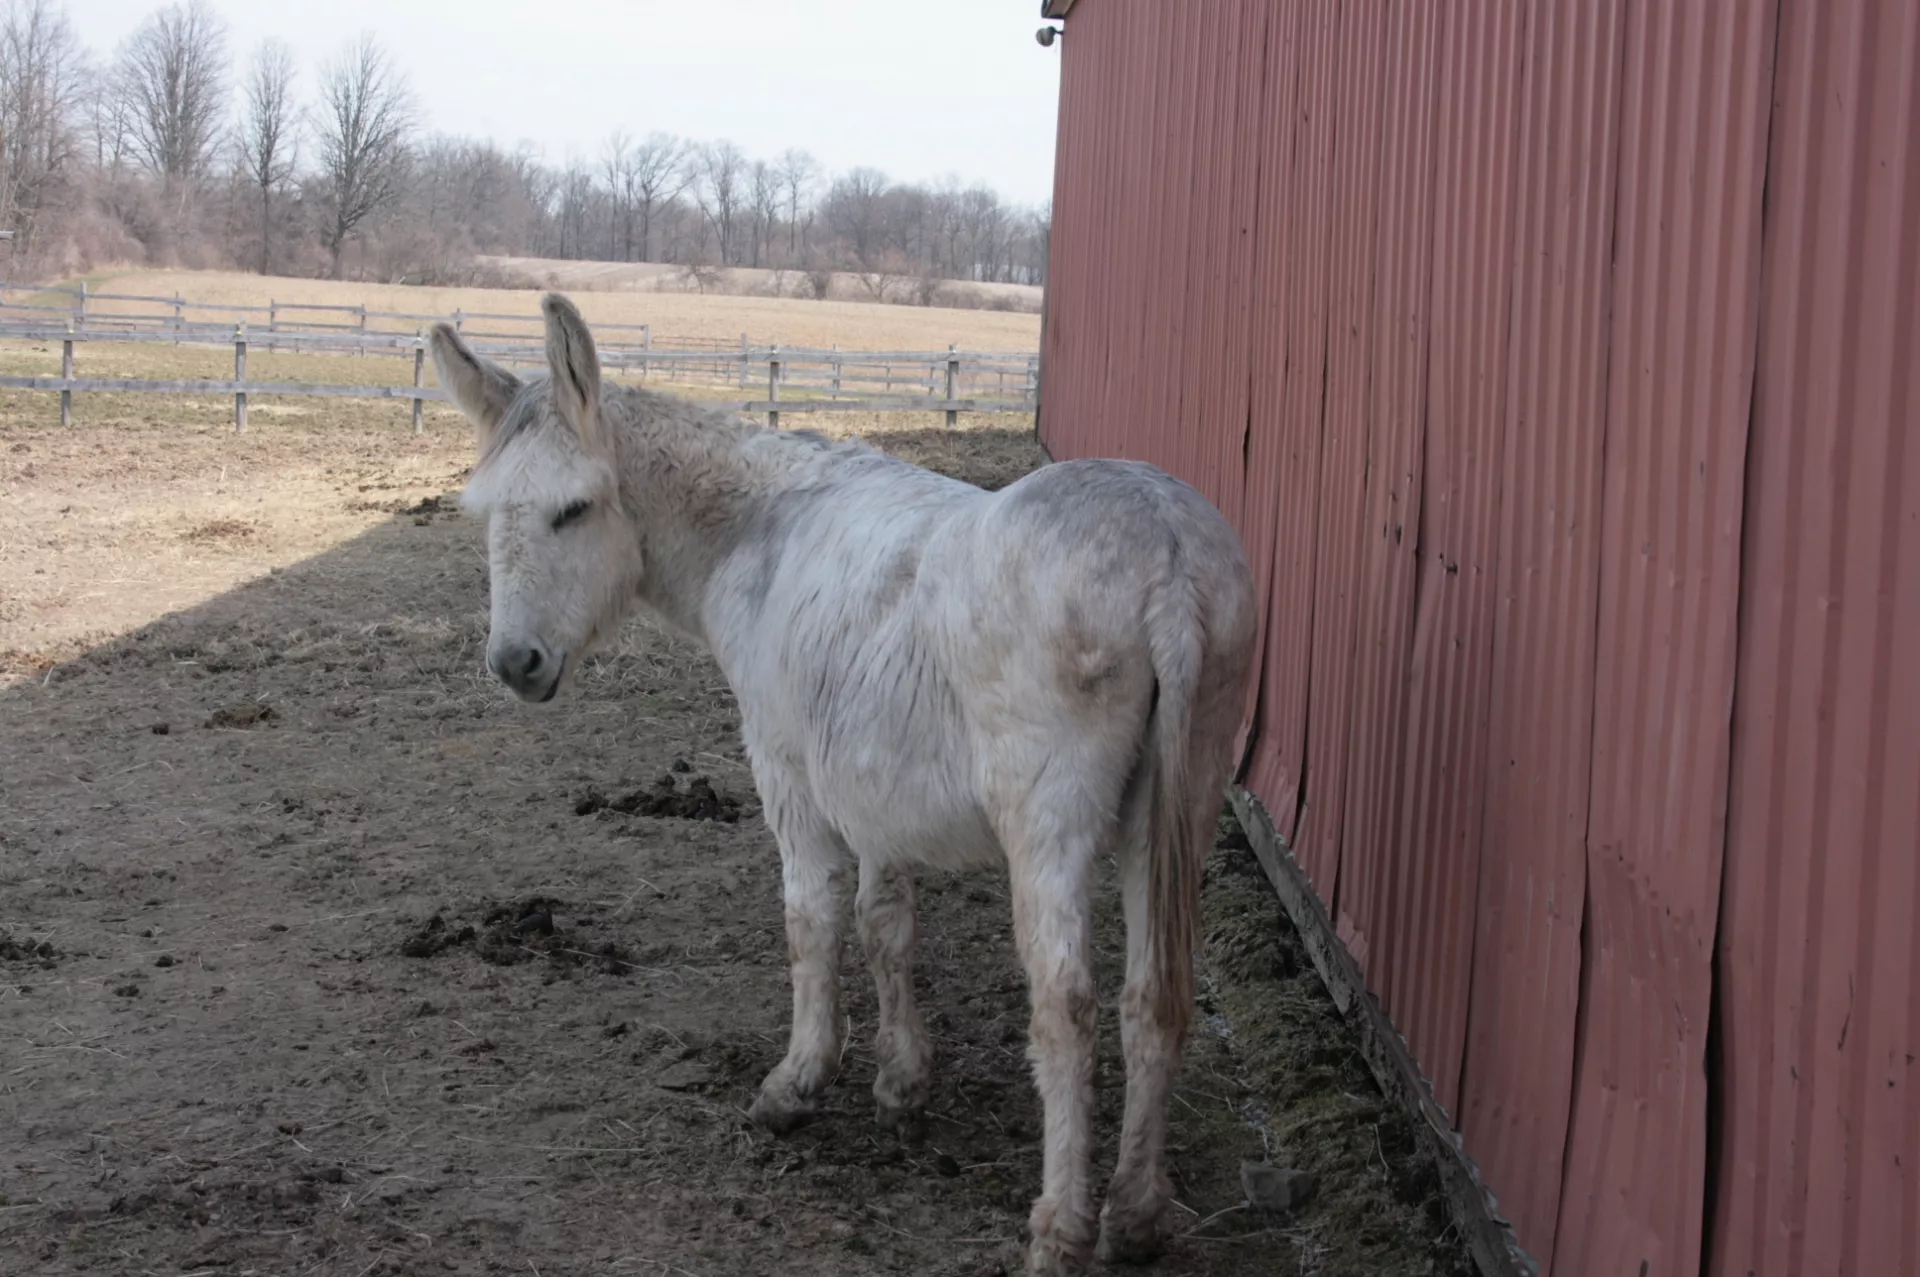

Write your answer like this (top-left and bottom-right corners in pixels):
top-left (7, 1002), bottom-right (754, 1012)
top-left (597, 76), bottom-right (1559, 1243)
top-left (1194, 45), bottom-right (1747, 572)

top-left (477, 256), bottom-right (1046, 315)
top-left (0, 292), bottom-right (1470, 1277)
top-left (44, 269), bottom-right (1043, 353)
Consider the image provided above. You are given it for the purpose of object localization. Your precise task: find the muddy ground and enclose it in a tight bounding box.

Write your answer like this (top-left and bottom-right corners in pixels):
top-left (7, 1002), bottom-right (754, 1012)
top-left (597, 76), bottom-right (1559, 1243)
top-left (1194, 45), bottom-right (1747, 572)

top-left (0, 406), bottom-right (1472, 1276)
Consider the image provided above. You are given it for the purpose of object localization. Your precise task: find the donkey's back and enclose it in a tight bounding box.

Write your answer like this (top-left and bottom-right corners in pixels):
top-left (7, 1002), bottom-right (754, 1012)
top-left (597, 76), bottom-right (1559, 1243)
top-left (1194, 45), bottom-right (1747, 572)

top-left (708, 450), bottom-right (1254, 873)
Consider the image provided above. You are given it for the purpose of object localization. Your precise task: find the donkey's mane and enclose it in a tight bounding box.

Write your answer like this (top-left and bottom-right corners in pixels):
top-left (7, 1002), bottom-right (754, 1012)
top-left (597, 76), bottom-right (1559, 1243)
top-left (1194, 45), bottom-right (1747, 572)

top-left (472, 375), bottom-right (876, 482)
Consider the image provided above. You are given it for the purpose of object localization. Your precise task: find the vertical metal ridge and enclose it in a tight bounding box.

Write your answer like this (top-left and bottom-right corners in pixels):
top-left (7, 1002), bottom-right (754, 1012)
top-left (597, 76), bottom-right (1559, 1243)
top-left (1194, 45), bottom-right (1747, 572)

top-left (1556, 2), bottom-right (1778, 1272)
top-left (1457, 0), bottom-right (1625, 1264)
top-left (1714, 2), bottom-right (1920, 1274)
top-left (1370, 0), bottom-right (1529, 1120)
top-left (1247, 0), bottom-right (1343, 854)
top-left (1293, 0), bottom-right (1389, 907)
top-left (1336, 0), bottom-right (1442, 994)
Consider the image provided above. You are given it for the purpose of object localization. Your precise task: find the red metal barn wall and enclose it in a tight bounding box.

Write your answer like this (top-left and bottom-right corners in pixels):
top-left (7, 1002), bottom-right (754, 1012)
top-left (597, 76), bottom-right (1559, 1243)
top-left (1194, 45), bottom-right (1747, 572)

top-left (1038, 2), bottom-right (1920, 1275)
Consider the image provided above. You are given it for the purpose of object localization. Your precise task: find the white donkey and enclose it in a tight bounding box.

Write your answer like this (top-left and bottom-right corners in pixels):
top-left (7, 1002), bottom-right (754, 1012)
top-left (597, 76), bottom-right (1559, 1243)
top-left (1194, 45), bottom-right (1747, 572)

top-left (432, 295), bottom-right (1256, 1274)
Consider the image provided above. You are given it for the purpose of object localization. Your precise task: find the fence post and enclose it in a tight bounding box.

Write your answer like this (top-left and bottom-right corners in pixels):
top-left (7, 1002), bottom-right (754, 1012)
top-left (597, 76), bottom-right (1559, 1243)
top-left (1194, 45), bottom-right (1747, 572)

top-left (73, 280), bottom-right (86, 326)
top-left (60, 321), bottom-right (73, 427)
top-left (233, 323), bottom-right (248, 435)
top-left (357, 305), bottom-right (368, 356)
top-left (1026, 354), bottom-right (1039, 406)
top-left (641, 324), bottom-right (652, 380)
top-left (453, 309), bottom-right (464, 334)
top-left (767, 345), bottom-right (781, 431)
top-left (268, 299), bottom-right (278, 353)
top-left (945, 344), bottom-right (960, 429)
top-left (172, 291), bottom-right (184, 343)
top-left (412, 327), bottom-right (426, 435)
top-left (831, 344), bottom-right (841, 400)
top-left (739, 332), bottom-right (749, 389)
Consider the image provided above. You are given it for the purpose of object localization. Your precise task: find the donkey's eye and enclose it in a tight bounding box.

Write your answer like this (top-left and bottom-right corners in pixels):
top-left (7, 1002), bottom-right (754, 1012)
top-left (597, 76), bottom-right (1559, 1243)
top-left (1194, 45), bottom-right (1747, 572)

top-left (551, 500), bottom-right (592, 531)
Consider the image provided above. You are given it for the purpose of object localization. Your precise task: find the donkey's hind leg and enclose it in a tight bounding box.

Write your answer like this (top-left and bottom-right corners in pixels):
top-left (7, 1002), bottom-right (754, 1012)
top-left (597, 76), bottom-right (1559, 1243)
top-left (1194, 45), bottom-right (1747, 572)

top-left (1097, 781), bottom-right (1192, 1263)
top-left (857, 858), bottom-right (932, 1133)
top-left (749, 778), bottom-right (850, 1135)
top-left (1004, 827), bottom-right (1100, 1275)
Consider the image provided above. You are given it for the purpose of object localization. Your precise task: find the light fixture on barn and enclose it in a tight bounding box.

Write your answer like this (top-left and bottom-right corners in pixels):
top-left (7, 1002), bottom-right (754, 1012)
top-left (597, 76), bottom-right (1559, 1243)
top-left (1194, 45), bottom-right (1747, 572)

top-left (1036, 25), bottom-right (1061, 47)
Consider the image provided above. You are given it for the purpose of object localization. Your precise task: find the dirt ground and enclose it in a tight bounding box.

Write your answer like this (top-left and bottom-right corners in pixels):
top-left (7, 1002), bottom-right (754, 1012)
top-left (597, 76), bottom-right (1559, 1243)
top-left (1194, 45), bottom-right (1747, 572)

top-left (0, 389), bottom-right (1472, 1275)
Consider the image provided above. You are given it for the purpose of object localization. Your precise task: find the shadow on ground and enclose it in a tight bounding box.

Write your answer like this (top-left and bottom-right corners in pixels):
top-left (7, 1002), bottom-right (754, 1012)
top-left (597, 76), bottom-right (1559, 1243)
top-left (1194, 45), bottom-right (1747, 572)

top-left (0, 427), bottom-right (1469, 1277)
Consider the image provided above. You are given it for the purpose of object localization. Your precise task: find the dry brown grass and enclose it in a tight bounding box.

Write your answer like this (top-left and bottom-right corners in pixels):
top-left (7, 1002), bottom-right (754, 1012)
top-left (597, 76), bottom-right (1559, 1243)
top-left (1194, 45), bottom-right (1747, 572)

top-left (483, 255), bottom-right (1046, 314)
top-left (60, 268), bottom-right (1042, 352)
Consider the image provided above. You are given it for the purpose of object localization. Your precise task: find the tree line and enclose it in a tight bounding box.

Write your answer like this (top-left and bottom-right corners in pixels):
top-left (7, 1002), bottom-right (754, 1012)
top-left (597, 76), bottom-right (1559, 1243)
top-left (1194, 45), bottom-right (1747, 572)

top-left (0, 0), bottom-right (1051, 297)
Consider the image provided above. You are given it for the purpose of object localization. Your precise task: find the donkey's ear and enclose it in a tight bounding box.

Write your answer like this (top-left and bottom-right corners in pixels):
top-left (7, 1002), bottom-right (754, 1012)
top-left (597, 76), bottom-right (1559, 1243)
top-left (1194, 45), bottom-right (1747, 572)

top-left (428, 322), bottom-right (521, 447)
top-left (542, 293), bottom-right (602, 447)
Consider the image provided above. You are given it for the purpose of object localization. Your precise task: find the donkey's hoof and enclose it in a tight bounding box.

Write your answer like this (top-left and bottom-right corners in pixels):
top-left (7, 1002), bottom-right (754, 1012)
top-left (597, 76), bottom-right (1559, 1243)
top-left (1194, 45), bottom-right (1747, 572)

top-left (1026, 1198), bottom-right (1096, 1276)
top-left (873, 1099), bottom-right (927, 1143)
top-left (747, 1087), bottom-right (816, 1136)
top-left (1095, 1209), bottom-right (1167, 1265)
top-left (1025, 1234), bottom-right (1093, 1277)
top-left (1097, 1175), bottom-right (1171, 1264)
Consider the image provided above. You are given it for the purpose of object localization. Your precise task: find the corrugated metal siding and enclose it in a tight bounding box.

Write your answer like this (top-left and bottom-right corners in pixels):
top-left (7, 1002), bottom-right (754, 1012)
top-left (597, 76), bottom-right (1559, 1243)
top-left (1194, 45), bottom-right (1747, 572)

top-left (1245, 0), bottom-right (1340, 856)
top-left (1038, 2), bottom-right (1919, 1273)
top-left (1713, 3), bottom-right (1920, 1275)
top-left (1454, 0), bottom-right (1624, 1264)
top-left (1285, 0), bottom-right (1388, 902)
top-left (1553, 4), bottom-right (1778, 1274)
top-left (1233, 0), bottom-right (1306, 782)
top-left (1331, 0), bottom-right (1441, 992)
top-left (1370, 0), bottom-right (1531, 1122)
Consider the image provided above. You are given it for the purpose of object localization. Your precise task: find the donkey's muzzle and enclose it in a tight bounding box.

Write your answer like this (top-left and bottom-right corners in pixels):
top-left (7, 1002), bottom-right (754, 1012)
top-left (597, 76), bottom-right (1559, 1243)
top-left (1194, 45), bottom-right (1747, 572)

top-left (488, 638), bottom-right (562, 702)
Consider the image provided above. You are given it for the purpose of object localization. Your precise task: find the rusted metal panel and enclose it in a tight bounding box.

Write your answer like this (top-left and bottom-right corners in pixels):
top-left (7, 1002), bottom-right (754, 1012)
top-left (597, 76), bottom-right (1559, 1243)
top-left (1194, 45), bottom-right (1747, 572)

top-left (1329, 0), bottom-right (1441, 1001)
top-left (1553, 4), bottom-right (1779, 1275)
top-left (1453, 0), bottom-right (1625, 1267)
top-left (1712, 3), bottom-right (1920, 1274)
top-left (1243, 0), bottom-right (1340, 853)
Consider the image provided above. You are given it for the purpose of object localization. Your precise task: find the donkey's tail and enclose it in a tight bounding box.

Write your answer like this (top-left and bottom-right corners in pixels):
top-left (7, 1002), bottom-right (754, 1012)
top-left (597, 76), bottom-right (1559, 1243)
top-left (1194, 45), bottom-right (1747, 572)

top-left (1142, 557), bottom-right (1209, 1034)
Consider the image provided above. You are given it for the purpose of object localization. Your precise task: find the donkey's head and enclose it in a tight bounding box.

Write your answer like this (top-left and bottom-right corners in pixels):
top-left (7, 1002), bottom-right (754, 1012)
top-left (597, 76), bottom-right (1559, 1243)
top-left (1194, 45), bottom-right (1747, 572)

top-left (432, 293), bottom-right (640, 703)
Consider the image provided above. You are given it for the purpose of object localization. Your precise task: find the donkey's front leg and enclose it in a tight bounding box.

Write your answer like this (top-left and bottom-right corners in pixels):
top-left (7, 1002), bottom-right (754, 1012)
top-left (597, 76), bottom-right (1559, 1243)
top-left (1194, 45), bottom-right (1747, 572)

top-left (856, 858), bottom-right (931, 1132)
top-left (1009, 844), bottom-right (1099, 1275)
top-left (749, 789), bottom-right (849, 1135)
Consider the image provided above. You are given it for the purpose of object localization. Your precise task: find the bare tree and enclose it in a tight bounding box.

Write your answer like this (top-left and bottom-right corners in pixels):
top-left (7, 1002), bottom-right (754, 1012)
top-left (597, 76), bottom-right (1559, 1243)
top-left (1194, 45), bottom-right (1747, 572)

top-left (0, 0), bottom-right (85, 256)
top-left (626, 131), bottom-right (685, 262)
top-left (314, 33), bottom-right (414, 278)
top-left (775, 148), bottom-right (816, 261)
top-left (601, 128), bottom-right (632, 260)
top-left (117, 0), bottom-right (226, 188)
top-left (694, 139), bottom-right (745, 265)
top-left (556, 159), bottom-right (594, 259)
top-left (824, 166), bottom-right (888, 269)
top-left (747, 159), bottom-right (779, 269)
top-left (237, 38), bottom-right (296, 274)
top-left (960, 184), bottom-right (1007, 282)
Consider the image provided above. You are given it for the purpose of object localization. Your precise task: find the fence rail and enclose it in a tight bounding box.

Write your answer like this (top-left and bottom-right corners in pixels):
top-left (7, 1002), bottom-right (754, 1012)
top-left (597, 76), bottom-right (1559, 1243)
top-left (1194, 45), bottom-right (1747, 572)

top-left (0, 302), bottom-right (1041, 433)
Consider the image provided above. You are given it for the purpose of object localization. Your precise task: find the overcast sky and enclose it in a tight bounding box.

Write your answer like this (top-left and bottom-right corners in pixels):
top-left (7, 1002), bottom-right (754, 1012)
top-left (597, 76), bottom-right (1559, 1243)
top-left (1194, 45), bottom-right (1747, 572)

top-left (65, 0), bottom-right (1065, 206)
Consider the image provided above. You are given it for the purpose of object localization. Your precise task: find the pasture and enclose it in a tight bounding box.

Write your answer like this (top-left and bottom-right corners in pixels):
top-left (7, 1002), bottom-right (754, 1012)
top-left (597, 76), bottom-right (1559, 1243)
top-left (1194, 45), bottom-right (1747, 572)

top-left (0, 283), bottom-right (1467, 1277)
top-left (34, 269), bottom-right (1044, 353)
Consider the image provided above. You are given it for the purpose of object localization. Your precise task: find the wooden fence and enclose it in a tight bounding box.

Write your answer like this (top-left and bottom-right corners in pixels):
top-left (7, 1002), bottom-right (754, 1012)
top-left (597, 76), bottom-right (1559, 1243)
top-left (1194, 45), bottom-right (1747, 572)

top-left (0, 283), bottom-right (1041, 433)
